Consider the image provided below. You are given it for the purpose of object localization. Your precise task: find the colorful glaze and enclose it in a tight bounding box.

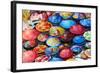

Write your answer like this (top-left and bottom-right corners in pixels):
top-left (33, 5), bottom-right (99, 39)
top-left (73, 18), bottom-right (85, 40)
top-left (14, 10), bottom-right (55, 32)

top-left (81, 49), bottom-right (91, 59)
top-left (83, 31), bottom-right (91, 41)
top-left (73, 36), bottom-right (86, 45)
top-left (70, 24), bottom-right (85, 35)
top-left (23, 21), bottom-right (33, 30)
top-left (30, 11), bottom-right (40, 21)
top-left (22, 29), bottom-right (40, 40)
top-left (45, 46), bottom-right (59, 56)
top-left (85, 13), bottom-right (91, 19)
top-left (29, 20), bottom-right (40, 29)
top-left (36, 20), bottom-right (52, 32)
top-left (22, 10), bottom-right (92, 63)
top-left (33, 45), bottom-right (47, 54)
top-left (50, 57), bottom-right (63, 61)
top-left (23, 29), bottom-right (40, 41)
top-left (60, 12), bottom-right (73, 19)
top-left (60, 20), bottom-right (76, 29)
top-left (37, 33), bottom-right (48, 42)
top-left (84, 49), bottom-right (91, 58)
top-left (35, 55), bottom-right (50, 62)
top-left (23, 40), bottom-right (37, 50)
top-left (39, 12), bottom-right (48, 21)
top-left (48, 13), bottom-right (62, 25)
top-left (49, 26), bottom-right (65, 36)
top-left (85, 42), bottom-right (91, 49)
top-left (60, 31), bottom-right (75, 42)
top-left (59, 48), bottom-right (73, 59)
top-left (71, 45), bottom-right (82, 55)
top-left (46, 37), bottom-right (61, 47)
top-left (22, 50), bottom-right (38, 63)
top-left (80, 19), bottom-right (91, 27)
top-left (72, 13), bottom-right (85, 20)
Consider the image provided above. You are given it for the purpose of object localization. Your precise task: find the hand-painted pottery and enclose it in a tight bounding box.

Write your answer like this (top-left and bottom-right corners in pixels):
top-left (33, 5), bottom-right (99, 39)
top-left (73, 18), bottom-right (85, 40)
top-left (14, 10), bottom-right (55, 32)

top-left (46, 37), bottom-right (61, 47)
top-left (33, 45), bottom-right (47, 54)
top-left (35, 55), bottom-right (51, 62)
top-left (80, 49), bottom-right (91, 59)
top-left (85, 13), bottom-right (91, 19)
top-left (22, 10), bottom-right (92, 62)
top-left (71, 45), bottom-right (82, 55)
top-left (60, 12), bottom-right (73, 19)
top-left (45, 46), bottom-right (59, 56)
top-left (22, 50), bottom-right (38, 63)
top-left (29, 20), bottom-right (40, 29)
top-left (83, 31), bottom-right (91, 41)
top-left (50, 57), bottom-right (63, 61)
top-left (22, 10), bottom-right (30, 23)
top-left (85, 42), bottom-right (91, 49)
top-left (23, 40), bottom-right (37, 50)
top-left (80, 52), bottom-right (87, 60)
top-left (37, 53), bottom-right (45, 57)
top-left (30, 11), bottom-right (40, 21)
top-left (59, 44), bottom-right (65, 50)
top-left (48, 13), bottom-right (62, 25)
top-left (30, 11), bottom-right (53, 21)
top-left (36, 20), bottom-right (52, 32)
top-left (23, 29), bottom-right (40, 41)
top-left (39, 12), bottom-right (48, 21)
top-left (23, 21), bottom-right (33, 31)
top-left (60, 31), bottom-right (75, 42)
top-left (37, 33), bottom-right (48, 42)
top-left (60, 20), bottom-right (76, 29)
top-left (72, 13), bottom-right (85, 20)
top-left (49, 26), bottom-right (65, 36)
top-left (59, 48), bottom-right (73, 59)
top-left (70, 24), bottom-right (85, 35)
top-left (46, 11), bottom-right (53, 17)
top-left (84, 49), bottom-right (91, 58)
top-left (59, 43), bottom-right (70, 50)
top-left (80, 19), bottom-right (91, 27)
top-left (73, 36), bottom-right (86, 45)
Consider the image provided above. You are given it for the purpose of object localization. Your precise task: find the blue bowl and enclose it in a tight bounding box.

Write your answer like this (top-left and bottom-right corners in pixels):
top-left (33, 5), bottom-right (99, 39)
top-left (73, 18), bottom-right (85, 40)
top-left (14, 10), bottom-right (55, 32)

top-left (45, 46), bottom-right (59, 56)
top-left (48, 13), bottom-right (62, 25)
top-left (49, 57), bottom-right (63, 61)
top-left (80, 19), bottom-right (91, 27)
top-left (73, 36), bottom-right (86, 44)
top-left (60, 20), bottom-right (76, 29)
top-left (71, 45), bottom-right (82, 55)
